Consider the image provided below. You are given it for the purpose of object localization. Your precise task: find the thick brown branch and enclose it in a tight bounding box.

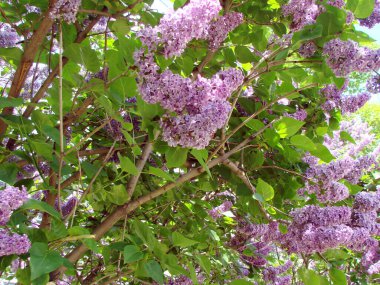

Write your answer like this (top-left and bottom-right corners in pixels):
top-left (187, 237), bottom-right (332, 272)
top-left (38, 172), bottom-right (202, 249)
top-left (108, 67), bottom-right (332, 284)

top-left (0, 0), bottom-right (56, 137)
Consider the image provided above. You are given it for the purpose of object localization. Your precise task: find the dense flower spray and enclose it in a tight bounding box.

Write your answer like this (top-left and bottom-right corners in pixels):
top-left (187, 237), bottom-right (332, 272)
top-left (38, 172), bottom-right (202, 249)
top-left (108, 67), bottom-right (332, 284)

top-left (135, 0), bottom-right (244, 148)
top-left (0, 185), bottom-right (31, 257)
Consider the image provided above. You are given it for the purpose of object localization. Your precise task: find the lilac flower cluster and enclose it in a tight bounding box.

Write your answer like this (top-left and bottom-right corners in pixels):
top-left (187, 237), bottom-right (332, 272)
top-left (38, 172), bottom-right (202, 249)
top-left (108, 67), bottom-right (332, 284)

top-left (208, 200), bottom-right (233, 219)
top-left (323, 39), bottom-right (380, 77)
top-left (298, 41), bottom-right (317, 58)
top-left (228, 221), bottom-right (281, 267)
top-left (284, 109), bottom-right (307, 121)
top-left (0, 229), bottom-right (31, 257)
top-left (139, 0), bottom-right (221, 58)
top-left (135, 0), bottom-right (244, 148)
top-left (282, 0), bottom-right (323, 31)
top-left (359, 0), bottom-right (380, 28)
top-left (321, 83), bottom-right (370, 114)
top-left (0, 24), bottom-right (19, 48)
top-left (262, 261), bottom-right (293, 285)
top-left (300, 155), bottom-right (377, 202)
top-left (207, 12), bottom-right (244, 50)
top-left (367, 75), bottom-right (380, 94)
top-left (50, 0), bottom-right (81, 23)
top-left (324, 118), bottom-right (374, 157)
top-left (0, 185), bottom-right (28, 225)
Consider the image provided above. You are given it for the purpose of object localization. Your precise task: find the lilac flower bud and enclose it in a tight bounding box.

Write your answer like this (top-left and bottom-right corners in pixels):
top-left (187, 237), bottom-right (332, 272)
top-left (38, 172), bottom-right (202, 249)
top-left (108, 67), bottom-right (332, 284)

top-left (0, 185), bottom-right (28, 225)
top-left (299, 42), bottom-right (317, 58)
top-left (208, 200), bottom-right (233, 219)
top-left (50, 0), bottom-right (81, 23)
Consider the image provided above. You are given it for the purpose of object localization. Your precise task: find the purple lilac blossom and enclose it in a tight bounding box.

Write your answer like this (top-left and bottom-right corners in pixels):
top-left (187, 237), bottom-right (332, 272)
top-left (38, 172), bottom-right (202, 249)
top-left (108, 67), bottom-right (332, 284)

top-left (208, 200), bottom-right (233, 219)
top-left (284, 109), bottom-right (307, 121)
top-left (282, 0), bottom-right (322, 31)
top-left (0, 185), bottom-right (28, 225)
top-left (359, 0), bottom-right (380, 28)
top-left (298, 42), bottom-right (317, 58)
top-left (327, 0), bottom-right (345, 8)
top-left (367, 74), bottom-right (380, 94)
top-left (139, 0), bottom-right (221, 57)
top-left (50, 0), bottom-right (81, 23)
top-left (207, 12), bottom-right (244, 50)
top-left (263, 261), bottom-right (293, 285)
top-left (323, 39), bottom-right (380, 77)
top-left (0, 229), bottom-right (31, 257)
top-left (0, 24), bottom-right (19, 48)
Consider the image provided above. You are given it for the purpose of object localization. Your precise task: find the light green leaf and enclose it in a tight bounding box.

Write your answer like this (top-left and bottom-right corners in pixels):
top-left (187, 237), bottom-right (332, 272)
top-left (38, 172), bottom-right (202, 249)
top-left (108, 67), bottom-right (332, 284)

top-left (274, 117), bottom-right (304, 138)
top-left (290, 135), bottom-right (317, 151)
top-left (124, 245), bottom-right (144, 263)
top-left (148, 166), bottom-right (175, 181)
top-left (166, 147), bottom-right (188, 168)
top-left (347, 0), bottom-right (375, 18)
top-left (191, 149), bottom-right (211, 177)
top-left (256, 178), bottom-right (275, 201)
top-left (197, 255), bottom-right (211, 275)
top-left (230, 280), bottom-right (253, 285)
top-left (310, 143), bottom-right (335, 163)
top-left (340, 131), bottom-right (356, 144)
top-left (172, 232), bottom-right (199, 247)
top-left (329, 268), bottom-right (347, 285)
top-left (118, 154), bottom-right (138, 175)
top-left (235, 46), bottom-right (256, 63)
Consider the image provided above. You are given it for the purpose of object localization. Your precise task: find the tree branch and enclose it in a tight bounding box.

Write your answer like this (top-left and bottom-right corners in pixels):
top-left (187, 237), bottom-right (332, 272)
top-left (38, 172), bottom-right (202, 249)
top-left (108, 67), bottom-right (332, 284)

top-left (0, 0), bottom-right (56, 137)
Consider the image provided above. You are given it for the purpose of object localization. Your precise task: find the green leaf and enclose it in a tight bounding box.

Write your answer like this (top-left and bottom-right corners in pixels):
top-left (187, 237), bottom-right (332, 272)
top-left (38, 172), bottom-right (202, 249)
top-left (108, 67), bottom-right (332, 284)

top-left (149, 166), bottom-right (175, 181)
top-left (329, 268), bottom-right (347, 285)
top-left (30, 141), bottom-right (53, 161)
top-left (144, 260), bottom-right (164, 284)
top-left (172, 232), bottom-right (199, 247)
top-left (118, 154), bottom-right (138, 175)
top-left (256, 178), bottom-right (275, 201)
top-left (290, 135), bottom-right (317, 151)
top-left (292, 24), bottom-right (323, 43)
top-left (166, 147), bottom-right (188, 168)
top-left (316, 6), bottom-right (347, 36)
top-left (0, 163), bottom-right (18, 184)
top-left (340, 131), bottom-right (356, 144)
top-left (230, 280), bottom-right (253, 285)
top-left (0, 97), bottom-right (24, 108)
top-left (309, 143), bottom-right (335, 163)
top-left (123, 245), bottom-right (144, 263)
top-left (275, 117), bottom-right (304, 138)
top-left (347, 0), bottom-right (375, 18)
top-left (64, 42), bottom-right (100, 72)
top-left (197, 255), bottom-right (211, 275)
top-left (235, 46), bottom-right (256, 63)
top-left (108, 184), bottom-right (129, 205)
top-left (299, 269), bottom-right (329, 285)
top-left (30, 243), bottom-right (65, 280)
top-left (191, 149), bottom-right (211, 177)
top-left (18, 199), bottom-right (61, 220)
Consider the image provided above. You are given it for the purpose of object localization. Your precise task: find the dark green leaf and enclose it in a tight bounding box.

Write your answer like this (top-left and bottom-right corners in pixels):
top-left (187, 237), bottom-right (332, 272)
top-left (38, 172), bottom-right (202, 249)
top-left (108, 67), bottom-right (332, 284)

top-left (30, 243), bottom-right (65, 280)
top-left (166, 147), bottom-right (188, 168)
top-left (144, 260), bottom-right (164, 284)
top-left (172, 232), bottom-right (199, 247)
top-left (290, 135), bottom-right (317, 151)
top-left (18, 199), bottom-right (61, 220)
